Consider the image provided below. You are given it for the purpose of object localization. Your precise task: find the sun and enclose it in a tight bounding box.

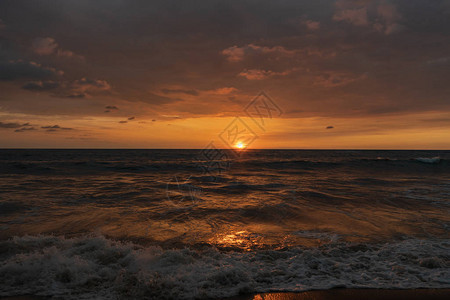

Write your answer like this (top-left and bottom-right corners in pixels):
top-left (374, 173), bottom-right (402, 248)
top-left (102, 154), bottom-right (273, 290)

top-left (235, 141), bottom-right (245, 149)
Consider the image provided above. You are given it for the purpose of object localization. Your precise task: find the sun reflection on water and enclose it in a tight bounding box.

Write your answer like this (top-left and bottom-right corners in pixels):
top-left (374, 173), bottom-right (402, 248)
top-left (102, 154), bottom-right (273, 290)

top-left (209, 230), bottom-right (265, 251)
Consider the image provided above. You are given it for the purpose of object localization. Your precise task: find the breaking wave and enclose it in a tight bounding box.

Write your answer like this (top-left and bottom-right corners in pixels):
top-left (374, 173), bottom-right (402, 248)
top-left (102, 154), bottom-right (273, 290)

top-left (1, 235), bottom-right (449, 299)
top-left (415, 157), bottom-right (441, 164)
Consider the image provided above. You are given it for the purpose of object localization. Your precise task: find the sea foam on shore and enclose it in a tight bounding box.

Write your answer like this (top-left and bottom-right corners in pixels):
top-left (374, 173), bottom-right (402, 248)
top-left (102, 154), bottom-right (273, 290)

top-left (1, 235), bottom-right (449, 299)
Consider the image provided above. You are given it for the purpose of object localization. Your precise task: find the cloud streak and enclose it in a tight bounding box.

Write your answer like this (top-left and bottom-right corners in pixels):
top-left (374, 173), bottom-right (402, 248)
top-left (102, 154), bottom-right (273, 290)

top-left (0, 122), bottom-right (28, 129)
top-left (41, 125), bottom-right (73, 132)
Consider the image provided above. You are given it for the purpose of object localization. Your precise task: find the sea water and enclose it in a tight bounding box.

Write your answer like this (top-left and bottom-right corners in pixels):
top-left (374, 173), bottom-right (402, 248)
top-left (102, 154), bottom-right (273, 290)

top-left (0, 149), bottom-right (449, 298)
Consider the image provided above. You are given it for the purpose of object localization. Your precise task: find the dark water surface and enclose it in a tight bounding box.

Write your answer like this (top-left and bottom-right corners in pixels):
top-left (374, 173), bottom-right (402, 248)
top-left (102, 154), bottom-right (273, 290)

top-left (0, 150), bottom-right (449, 298)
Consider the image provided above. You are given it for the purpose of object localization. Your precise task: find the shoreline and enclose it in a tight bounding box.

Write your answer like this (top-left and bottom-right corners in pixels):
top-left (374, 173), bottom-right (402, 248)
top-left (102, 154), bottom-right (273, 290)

top-left (2, 289), bottom-right (450, 300)
top-left (225, 289), bottom-right (450, 300)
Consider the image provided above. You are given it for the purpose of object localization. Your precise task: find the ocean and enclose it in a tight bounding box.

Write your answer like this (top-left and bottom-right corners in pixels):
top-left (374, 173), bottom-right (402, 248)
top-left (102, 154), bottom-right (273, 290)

top-left (0, 149), bottom-right (449, 299)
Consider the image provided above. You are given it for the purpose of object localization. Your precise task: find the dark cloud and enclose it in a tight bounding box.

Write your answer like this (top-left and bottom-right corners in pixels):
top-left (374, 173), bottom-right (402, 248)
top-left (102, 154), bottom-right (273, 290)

top-left (0, 121), bottom-right (26, 129)
top-left (0, 60), bottom-right (62, 81)
top-left (15, 127), bottom-right (36, 132)
top-left (326, 126), bottom-right (334, 129)
top-left (21, 78), bottom-right (111, 98)
top-left (1, 121), bottom-right (37, 132)
top-left (104, 105), bottom-right (118, 113)
top-left (127, 116), bottom-right (135, 120)
top-left (41, 125), bottom-right (73, 131)
top-left (118, 120), bottom-right (127, 124)
top-left (52, 78), bottom-right (110, 98)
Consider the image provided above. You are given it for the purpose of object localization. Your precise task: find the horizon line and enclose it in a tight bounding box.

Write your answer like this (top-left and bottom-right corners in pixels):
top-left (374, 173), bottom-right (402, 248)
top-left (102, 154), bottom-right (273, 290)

top-left (0, 148), bottom-right (449, 151)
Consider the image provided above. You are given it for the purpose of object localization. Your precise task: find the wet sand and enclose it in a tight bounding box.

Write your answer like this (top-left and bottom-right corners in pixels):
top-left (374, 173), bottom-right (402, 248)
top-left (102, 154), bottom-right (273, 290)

top-left (2, 289), bottom-right (449, 300)
top-left (225, 289), bottom-right (450, 300)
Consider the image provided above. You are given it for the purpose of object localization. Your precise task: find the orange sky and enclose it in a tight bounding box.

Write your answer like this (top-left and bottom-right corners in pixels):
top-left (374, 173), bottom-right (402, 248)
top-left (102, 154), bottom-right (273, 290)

top-left (1, 110), bottom-right (449, 149)
top-left (1, 0), bottom-right (449, 149)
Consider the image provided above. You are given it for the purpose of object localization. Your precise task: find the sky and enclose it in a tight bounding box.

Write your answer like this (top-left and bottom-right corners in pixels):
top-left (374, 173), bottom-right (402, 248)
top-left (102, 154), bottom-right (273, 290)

top-left (0, 0), bottom-right (449, 149)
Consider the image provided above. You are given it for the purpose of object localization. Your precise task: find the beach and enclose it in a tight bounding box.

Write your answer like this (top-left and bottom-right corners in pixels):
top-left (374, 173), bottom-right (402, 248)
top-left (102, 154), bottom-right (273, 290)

top-left (232, 289), bottom-right (450, 299)
top-left (3, 289), bottom-right (450, 300)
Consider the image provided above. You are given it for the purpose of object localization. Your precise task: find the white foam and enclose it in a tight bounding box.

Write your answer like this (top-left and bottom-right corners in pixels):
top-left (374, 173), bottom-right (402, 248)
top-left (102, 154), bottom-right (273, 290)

top-left (415, 157), bottom-right (441, 164)
top-left (0, 235), bottom-right (449, 299)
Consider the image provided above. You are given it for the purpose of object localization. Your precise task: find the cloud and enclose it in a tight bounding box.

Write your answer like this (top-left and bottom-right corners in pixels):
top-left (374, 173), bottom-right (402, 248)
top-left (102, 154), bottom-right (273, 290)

top-left (326, 126), bottom-right (334, 129)
top-left (426, 57), bottom-right (450, 67)
top-left (238, 69), bottom-right (291, 80)
top-left (303, 20), bottom-right (320, 30)
top-left (0, 0), bottom-right (449, 125)
top-left (32, 37), bottom-right (58, 55)
top-left (118, 120), bottom-right (127, 124)
top-left (221, 46), bottom-right (245, 62)
top-left (15, 127), bottom-right (36, 132)
top-left (161, 115), bottom-right (180, 119)
top-left (104, 105), bottom-right (119, 112)
top-left (314, 72), bottom-right (367, 87)
top-left (0, 121), bottom-right (27, 129)
top-left (373, 2), bottom-right (402, 35)
top-left (21, 77), bottom-right (111, 98)
top-left (66, 93), bottom-right (86, 98)
top-left (22, 81), bottom-right (59, 91)
top-left (72, 78), bottom-right (110, 92)
top-left (161, 87), bottom-right (236, 97)
top-left (333, 7), bottom-right (369, 26)
top-left (127, 116), bottom-right (135, 120)
top-left (141, 93), bottom-right (181, 105)
top-left (161, 88), bottom-right (199, 96)
top-left (32, 37), bottom-right (83, 59)
top-left (208, 87), bottom-right (237, 95)
top-left (55, 49), bottom-right (79, 58)
top-left (333, 0), bottom-right (403, 35)
top-left (54, 78), bottom-right (110, 98)
top-left (222, 44), bottom-right (295, 62)
top-left (1, 121), bottom-right (36, 132)
top-left (0, 60), bottom-right (63, 81)
top-left (41, 125), bottom-right (73, 131)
